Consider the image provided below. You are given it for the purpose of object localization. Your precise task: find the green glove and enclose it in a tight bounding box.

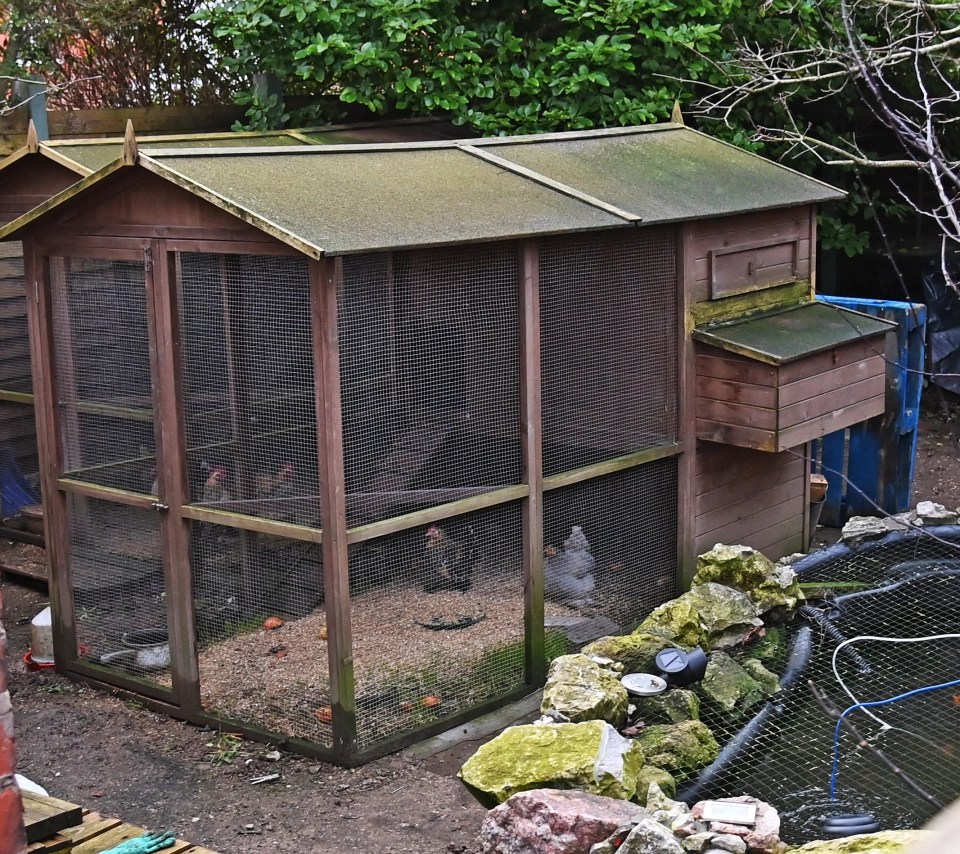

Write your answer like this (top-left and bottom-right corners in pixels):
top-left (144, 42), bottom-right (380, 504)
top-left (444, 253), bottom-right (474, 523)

top-left (101, 831), bottom-right (177, 854)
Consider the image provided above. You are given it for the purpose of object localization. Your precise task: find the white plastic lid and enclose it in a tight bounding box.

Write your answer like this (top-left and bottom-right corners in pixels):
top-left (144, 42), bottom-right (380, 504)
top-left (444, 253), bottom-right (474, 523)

top-left (620, 673), bottom-right (668, 696)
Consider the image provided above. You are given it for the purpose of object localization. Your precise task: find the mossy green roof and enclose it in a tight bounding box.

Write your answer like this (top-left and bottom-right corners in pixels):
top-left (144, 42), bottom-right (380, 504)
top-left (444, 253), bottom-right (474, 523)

top-left (1, 123), bottom-right (844, 256)
top-left (692, 301), bottom-right (895, 364)
top-left (485, 127), bottom-right (841, 222)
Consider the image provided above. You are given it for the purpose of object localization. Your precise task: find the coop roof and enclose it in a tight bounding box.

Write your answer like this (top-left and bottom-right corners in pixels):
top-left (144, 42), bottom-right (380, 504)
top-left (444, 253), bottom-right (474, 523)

top-left (0, 123), bottom-right (844, 256)
top-left (0, 118), bottom-right (460, 176)
top-left (692, 301), bottom-right (896, 365)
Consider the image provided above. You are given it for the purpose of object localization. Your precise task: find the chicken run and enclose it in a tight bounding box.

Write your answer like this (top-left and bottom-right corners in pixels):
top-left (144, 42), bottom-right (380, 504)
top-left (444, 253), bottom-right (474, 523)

top-left (0, 122), bottom-right (885, 764)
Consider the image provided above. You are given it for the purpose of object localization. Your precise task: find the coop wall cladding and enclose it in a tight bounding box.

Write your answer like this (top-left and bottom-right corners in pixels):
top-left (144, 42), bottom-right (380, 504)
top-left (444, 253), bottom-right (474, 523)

top-left (0, 120), bottom-right (893, 764)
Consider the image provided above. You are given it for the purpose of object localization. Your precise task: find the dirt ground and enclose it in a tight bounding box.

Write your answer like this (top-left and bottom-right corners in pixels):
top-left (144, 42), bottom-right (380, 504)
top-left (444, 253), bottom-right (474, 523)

top-left (3, 395), bottom-right (960, 854)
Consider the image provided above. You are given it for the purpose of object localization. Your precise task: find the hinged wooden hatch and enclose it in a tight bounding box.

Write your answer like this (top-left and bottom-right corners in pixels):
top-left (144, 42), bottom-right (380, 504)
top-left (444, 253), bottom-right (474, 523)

top-left (694, 302), bottom-right (896, 452)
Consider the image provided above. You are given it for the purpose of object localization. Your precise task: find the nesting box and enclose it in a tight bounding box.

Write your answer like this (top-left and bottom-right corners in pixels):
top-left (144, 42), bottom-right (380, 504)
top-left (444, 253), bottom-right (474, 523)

top-left (0, 122), bottom-right (889, 763)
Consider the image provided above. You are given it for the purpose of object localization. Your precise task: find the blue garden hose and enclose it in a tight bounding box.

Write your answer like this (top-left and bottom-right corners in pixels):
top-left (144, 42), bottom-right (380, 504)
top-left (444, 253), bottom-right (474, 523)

top-left (830, 677), bottom-right (960, 799)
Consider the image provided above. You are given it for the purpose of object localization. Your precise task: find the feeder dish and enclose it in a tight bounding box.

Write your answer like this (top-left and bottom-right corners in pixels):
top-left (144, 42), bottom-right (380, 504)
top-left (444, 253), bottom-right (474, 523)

top-left (620, 673), bottom-right (667, 696)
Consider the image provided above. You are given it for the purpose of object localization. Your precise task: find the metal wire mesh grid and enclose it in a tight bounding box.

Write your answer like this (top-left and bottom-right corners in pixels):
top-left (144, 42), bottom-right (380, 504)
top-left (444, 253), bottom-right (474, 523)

top-left (50, 257), bottom-right (155, 492)
top-left (349, 503), bottom-right (527, 749)
top-left (338, 245), bottom-right (521, 527)
top-left (684, 532), bottom-right (960, 845)
top-left (543, 458), bottom-right (679, 637)
top-left (68, 494), bottom-right (169, 684)
top-left (178, 252), bottom-right (319, 525)
top-left (540, 227), bottom-right (678, 478)
top-left (191, 520), bottom-right (331, 746)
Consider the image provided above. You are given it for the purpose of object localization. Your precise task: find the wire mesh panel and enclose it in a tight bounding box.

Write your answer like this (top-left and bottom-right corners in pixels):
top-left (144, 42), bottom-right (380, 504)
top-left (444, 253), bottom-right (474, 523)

top-left (349, 503), bottom-right (526, 749)
top-left (178, 253), bottom-right (319, 525)
top-left (338, 246), bottom-right (520, 527)
top-left (540, 227), bottom-right (678, 477)
top-left (543, 459), bottom-right (679, 637)
top-left (191, 520), bottom-right (331, 747)
top-left (50, 257), bottom-right (155, 492)
top-left (68, 494), bottom-right (169, 685)
top-left (683, 532), bottom-right (960, 845)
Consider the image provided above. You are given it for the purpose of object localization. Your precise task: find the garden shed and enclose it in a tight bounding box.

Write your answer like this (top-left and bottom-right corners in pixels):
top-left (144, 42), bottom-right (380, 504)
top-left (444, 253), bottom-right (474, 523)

top-left (0, 121), bottom-right (894, 763)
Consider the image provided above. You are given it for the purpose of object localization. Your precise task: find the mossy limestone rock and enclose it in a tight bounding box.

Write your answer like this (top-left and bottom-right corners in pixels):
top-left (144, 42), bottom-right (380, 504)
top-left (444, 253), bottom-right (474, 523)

top-left (634, 767), bottom-right (677, 804)
top-left (583, 632), bottom-right (678, 675)
top-left (699, 651), bottom-right (765, 715)
top-left (638, 595), bottom-right (704, 648)
top-left (632, 720), bottom-right (720, 778)
top-left (790, 829), bottom-right (933, 852)
top-left (459, 721), bottom-right (647, 806)
top-left (632, 689), bottom-right (700, 724)
top-left (541, 654), bottom-right (629, 727)
top-left (741, 658), bottom-right (780, 697)
top-left (686, 582), bottom-right (762, 647)
top-left (693, 543), bottom-right (805, 613)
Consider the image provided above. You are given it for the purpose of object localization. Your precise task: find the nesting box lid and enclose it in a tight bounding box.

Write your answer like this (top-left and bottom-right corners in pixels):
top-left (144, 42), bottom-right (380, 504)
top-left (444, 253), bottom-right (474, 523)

top-left (693, 302), bottom-right (896, 366)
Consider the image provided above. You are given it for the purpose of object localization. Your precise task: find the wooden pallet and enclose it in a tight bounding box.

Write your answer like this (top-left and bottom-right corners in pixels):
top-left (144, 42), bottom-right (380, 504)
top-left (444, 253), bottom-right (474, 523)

top-left (25, 794), bottom-right (219, 854)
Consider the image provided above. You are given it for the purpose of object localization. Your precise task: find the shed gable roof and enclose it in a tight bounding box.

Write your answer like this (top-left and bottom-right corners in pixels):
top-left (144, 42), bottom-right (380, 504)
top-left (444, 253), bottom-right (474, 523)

top-left (0, 123), bottom-right (843, 256)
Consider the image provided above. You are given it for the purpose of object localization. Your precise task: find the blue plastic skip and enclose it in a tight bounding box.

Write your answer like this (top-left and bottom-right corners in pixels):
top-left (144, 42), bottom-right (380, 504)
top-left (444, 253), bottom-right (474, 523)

top-left (813, 296), bottom-right (927, 527)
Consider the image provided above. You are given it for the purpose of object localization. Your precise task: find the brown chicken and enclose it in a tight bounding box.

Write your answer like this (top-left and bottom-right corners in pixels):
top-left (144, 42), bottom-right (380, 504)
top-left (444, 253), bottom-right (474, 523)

top-left (422, 524), bottom-right (477, 593)
top-left (202, 466), bottom-right (230, 504)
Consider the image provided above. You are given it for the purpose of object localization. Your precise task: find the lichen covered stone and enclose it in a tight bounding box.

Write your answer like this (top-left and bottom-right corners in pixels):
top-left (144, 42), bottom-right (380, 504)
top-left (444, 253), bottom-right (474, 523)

top-left (789, 829), bottom-right (932, 852)
top-left (693, 544), bottom-right (805, 614)
top-left (634, 767), bottom-right (678, 804)
top-left (698, 652), bottom-right (765, 715)
top-left (632, 689), bottom-right (700, 724)
top-left (632, 720), bottom-right (720, 778)
top-left (638, 595), bottom-right (705, 648)
top-left (542, 654), bottom-right (630, 726)
top-left (741, 658), bottom-right (780, 697)
top-left (583, 632), bottom-right (678, 675)
top-left (686, 583), bottom-right (762, 647)
top-left (459, 720), bottom-right (647, 806)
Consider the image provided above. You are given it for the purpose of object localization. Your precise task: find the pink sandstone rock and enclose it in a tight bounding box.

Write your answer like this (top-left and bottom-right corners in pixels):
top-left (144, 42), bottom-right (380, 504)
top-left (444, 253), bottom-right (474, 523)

top-left (478, 788), bottom-right (647, 854)
top-left (691, 796), bottom-right (784, 854)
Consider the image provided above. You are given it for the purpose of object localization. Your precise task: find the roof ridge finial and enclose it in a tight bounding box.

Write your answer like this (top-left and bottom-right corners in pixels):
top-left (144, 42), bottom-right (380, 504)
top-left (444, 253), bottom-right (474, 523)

top-left (671, 100), bottom-right (684, 126)
top-left (122, 119), bottom-right (138, 165)
top-left (26, 118), bottom-right (39, 153)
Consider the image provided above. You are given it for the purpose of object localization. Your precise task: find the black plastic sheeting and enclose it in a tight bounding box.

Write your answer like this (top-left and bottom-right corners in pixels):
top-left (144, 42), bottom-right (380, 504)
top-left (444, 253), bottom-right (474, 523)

top-left (921, 259), bottom-right (960, 395)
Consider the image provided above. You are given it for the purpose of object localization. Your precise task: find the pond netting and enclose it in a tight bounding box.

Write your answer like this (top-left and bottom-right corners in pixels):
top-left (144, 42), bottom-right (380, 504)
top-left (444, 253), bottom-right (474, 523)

top-left (679, 528), bottom-right (960, 845)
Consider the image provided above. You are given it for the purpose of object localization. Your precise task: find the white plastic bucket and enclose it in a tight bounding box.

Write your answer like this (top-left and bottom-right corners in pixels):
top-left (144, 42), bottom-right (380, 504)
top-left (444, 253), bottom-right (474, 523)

top-left (30, 606), bottom-right (55, 664)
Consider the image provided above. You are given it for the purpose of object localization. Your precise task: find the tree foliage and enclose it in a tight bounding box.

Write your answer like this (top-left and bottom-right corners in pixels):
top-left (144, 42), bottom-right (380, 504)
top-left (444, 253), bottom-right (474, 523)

top-left (198, 0), bottom-right (744, 133)
top-left (0, 0), bottom-right (237, 108)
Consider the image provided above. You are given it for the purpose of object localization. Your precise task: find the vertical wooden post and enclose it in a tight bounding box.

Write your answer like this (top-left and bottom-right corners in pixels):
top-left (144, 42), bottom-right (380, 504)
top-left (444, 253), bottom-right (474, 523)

top-left (220, 256), bottom-right (259, 603)
top-left (519, 240), bottom-right (545, 686)
top-left (149, 241), bottom-right (200, 711)
top-left (676, 224), bottom-right (698, 590)
top-left (311, 256), bottom-right (355, 757)
top-left (24, 244), bottom-right (77, 668)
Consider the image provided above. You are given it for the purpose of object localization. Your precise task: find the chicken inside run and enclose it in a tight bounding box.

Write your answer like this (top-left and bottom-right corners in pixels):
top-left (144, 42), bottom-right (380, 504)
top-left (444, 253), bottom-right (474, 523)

top-left (179, 483), bottom-right (619, 745)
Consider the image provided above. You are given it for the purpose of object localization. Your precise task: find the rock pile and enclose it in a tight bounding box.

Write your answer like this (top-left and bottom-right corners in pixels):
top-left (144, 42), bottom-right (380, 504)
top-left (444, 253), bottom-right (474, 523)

top-left (477, 784), bottom-right (790, 854)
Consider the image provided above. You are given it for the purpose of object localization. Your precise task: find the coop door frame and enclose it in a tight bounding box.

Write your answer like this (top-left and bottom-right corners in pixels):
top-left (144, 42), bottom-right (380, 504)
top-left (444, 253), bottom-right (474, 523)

top-left (25, 238), bottom-right (198, 708)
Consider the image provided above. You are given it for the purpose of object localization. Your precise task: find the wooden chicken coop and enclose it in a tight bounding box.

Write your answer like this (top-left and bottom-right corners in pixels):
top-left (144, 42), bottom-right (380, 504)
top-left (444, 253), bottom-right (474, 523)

top-left (0, 121), bottom-right (894, 764)
top-left (0, 120), bottom-right (458, 539)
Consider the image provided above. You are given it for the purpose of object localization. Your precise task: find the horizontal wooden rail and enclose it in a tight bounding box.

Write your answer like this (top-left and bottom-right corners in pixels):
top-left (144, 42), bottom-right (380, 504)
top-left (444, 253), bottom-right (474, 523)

top-left (180, 503), bottom-right (323, 543)
top-left (543, 442), bottom-right (682, 492)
